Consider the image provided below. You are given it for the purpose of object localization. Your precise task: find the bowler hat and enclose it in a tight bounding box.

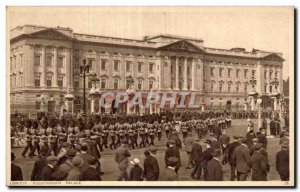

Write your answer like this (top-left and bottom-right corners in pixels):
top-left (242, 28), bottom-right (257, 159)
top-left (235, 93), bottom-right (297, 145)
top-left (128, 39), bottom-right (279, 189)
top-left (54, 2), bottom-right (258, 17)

top-left (148, 145), bottom-right (157, 152)
top-left (66, 149), bottom-right (77, 158)
top-left (281, 142), bottom-right (289, 149)
top-left (211, 149), bottom-right (222, 156)
top-left (72, 156), bottom-right (84, 167)
top-left (168, 140), bottom-right (176, 145)
top-left (253, 143), bottom-right (263, 150)
top-left (239, 137), bottom-right (248, 144)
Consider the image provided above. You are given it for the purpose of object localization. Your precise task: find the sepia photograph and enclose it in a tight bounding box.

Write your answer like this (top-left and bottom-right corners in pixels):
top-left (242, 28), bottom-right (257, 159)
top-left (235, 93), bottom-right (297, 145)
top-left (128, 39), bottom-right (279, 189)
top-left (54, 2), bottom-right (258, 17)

top-left (6, 6), bottom-right (294, 187)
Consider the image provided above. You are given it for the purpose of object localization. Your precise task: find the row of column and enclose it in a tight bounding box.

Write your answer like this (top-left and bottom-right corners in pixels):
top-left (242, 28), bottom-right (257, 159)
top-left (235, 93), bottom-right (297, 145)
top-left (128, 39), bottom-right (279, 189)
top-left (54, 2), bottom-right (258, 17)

top-left (172, 57), bottom-right (198, 91)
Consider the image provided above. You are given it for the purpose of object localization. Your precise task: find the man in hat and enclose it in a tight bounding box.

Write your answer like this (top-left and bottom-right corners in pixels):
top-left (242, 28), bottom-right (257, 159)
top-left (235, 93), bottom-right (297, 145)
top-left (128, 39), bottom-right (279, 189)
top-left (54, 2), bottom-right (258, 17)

top-left (77, 142), bottom-right (96, 172)
top-left (206, 149), bottom-right (223, 181)
top-left (11, 152), bottom-right (23, 181)
top-left (31, 146), bottom-right (49, 181)
top-left (190, 139), bottom-right (203, 180)
top-left (51, 170), bottom-right (68, 181)
top-left (161, 157), bottom-right (179, 181)
top-left (115, 141), bottom-right (131, 181)
top-left (257, 128), bottom-right (268, 149)
top-left (276, 141), bottom-right (290, 181)
top-left (224, 136), bottom-right (241, 181)
top-left (143, 146), bottom-right (160, 181)
top-left (232, 137), bottom-right (251, 181)
top-left (210, 133), bottom-right (221, 151)
top-left (80, 157), bottom-right (102, 181)
top-left (219, 130), bottom-right (230, 153)
top-left (212, 122), bottom-right (222, 141)
top-left (200, 139), bottom-right (213, 181)
top-left (165, 140), bottom-right (181, 173)
top-left (184, 132), bottom-right (195, 169)
top-left (129, 158), bottom-right (144, 181)
top-left (66, 156), bottom-right (85, 181)
top-left (40, 156), bottom-right (58, 181)
top-left (57, 148), bottom-right (77, 173)
top-left (249, 143), bottom-right (269, 181)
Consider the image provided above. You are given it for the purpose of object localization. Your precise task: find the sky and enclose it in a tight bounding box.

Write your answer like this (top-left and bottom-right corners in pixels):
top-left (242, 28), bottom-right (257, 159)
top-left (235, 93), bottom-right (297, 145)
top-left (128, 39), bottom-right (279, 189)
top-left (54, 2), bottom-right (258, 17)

top-left (7, 6), bottom-right (293, 80)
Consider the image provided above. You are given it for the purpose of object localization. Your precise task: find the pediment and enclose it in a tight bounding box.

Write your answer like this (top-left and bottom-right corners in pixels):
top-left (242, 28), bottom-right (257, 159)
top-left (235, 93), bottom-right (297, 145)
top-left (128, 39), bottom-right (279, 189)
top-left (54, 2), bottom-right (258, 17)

top-left (158, 40), bottom-right (205, 53)
top-left (30, 28), bottom-right (73, 41)
top-left (261, 53), bottom-right (284, 62)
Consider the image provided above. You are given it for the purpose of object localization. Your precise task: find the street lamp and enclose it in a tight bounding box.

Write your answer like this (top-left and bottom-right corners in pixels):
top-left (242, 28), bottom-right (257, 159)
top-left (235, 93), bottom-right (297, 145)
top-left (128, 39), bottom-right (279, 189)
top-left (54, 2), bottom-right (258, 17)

top-left (89, 73), bottom-right (100, 114)
top-left (257, 98), bottom-right (263, 132)
top-left (79, 59), bottom-right (91, 124)
top-left (248, 76), bottom-right (258, 110)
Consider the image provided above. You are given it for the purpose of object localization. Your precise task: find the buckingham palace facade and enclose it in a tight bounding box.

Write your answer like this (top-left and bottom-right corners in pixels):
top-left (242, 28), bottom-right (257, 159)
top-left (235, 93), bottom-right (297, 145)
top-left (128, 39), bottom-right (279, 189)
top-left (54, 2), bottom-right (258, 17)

top-left (9, 25), bottom-right (284, 115)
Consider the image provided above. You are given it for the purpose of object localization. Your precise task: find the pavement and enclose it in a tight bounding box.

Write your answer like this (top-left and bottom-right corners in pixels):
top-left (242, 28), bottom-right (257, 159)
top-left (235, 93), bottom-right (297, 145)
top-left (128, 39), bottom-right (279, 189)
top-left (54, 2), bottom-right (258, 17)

top-left (11, 119), bottom-right (282, 181)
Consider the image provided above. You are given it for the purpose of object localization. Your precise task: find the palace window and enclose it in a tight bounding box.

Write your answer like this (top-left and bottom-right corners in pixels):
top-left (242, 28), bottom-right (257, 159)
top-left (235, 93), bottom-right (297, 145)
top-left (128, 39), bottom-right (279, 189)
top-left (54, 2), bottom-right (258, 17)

top-left (149, 63), bottom-right (154, 73)
top-left (219, 68), bottom-right (223, 77)
top-left (88, 80), bottom-right (93, 88)
top-left (101, 59), bottom-right (106, 70)
top-left (74, 78), bottom-right (79, 88)
top-left (149, 80), bottom-right (154, 89)
top-left (138, 62), bottom-right (143, 72)
top-left (75, 59), bottom-right (80, 69)
top-left (178, 66), bottom-right (182, 75)
top-left (114, 79), bottom-right (119, 89)
top-left (270, 85), bottom-right (273, 93)
top-left (88, 59), bottom-right (93, 70)
top-left (244, 84), bottom-right (248, 93)
top-left (34, 55), bottom-right (41, 66)
top-left (36, 101), bottom-right (41, 110)
top-left (101, 78), bottom-right (106, 89)
top-left (138, 80), bottom-right (143, 90)
top-left (114, 60), bottom-right (120, 72)
top-left (252, 70), bottom-right (256, 77)
top-left (179, 82), bottom-right (182, 90)
top-left (269, 71), bottom-right (273, 79)
top-left (265, 85), bottom-right (268, 93)
top-left (58, 76), bottom-right (63, 87)
top-left (228, 68), bottom-right (232, 77)
top-left (275, 71), bottom-right (278, 77)
top-left (34, 75), bottom-right (40, 87)
top-left (187, 66), bottom-right (190, 75)
top-left (126, 79), bottom-right (131, 89)
top-left (46, 55), bottom-right (52, 67)
top-left (126, 61), bottom-right (132, 72)
top-left (210, 82), bottom-right (214, 92)
top-left (46, 74), bottom-right (52, 87)
top-left (264, 70), bottom-right (267, 79)
top-left (219, 83), bottom-right (223, 92)
top-left (164, 62), bottom-right (168, 67)
top-left (236, 84), bottom-right (239, 93)
top-left (236, 69), bottom-right (240, 78)
top-left (58, 57), bottom-right (64, 67)
top-left (228, 84), bottom-right (231, 92)
top-left (244, 69), bottom-right (248, 79)
top-left (210, 67), bottom-right (215, 76)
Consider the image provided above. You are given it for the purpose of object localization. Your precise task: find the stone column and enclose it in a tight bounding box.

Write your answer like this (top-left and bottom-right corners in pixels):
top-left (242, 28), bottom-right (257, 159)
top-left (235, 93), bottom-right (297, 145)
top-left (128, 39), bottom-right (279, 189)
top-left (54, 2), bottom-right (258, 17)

top-left (251, 96), bottom-right (255, 110)
top-left (256, 61), bottom-right (263, 94)
top-left (41, 46), bottom-right (46, 87)
top-left (266, 66), bottom-right (270, 93)
top-left (24, 44), bottom-right (35, 87)
top-left (278, 68), bottom-right (283, 93)
top-left (274, 97), bottom-right (278, 111)
top-left (65, 48), bottom-right (71, 88)
top-left (183, 57), bottom-right (188, 90)
top-left (53, 46), bottom-right (58, 87)
top-left (175, 57), bottom-right (179, 90)
top-left (199, 59), bottom-right (204, 91)
top-left (191, 58), bottom-right (195, 90)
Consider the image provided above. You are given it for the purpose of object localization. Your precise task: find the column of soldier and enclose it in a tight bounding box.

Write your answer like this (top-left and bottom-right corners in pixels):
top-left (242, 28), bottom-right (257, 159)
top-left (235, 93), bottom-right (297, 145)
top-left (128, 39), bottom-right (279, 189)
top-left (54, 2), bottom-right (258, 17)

top-left (11, 111), bottom-right (289, 182)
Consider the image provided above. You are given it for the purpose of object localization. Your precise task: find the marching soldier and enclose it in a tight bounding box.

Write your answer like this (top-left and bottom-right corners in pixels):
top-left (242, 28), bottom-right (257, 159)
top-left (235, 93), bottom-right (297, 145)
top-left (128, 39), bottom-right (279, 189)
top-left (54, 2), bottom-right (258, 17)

top-left (29, 121), bottom-right (40, 158)
top-left (157, 123), bottom-right (162, 141)
top-left (109, 125), bottom-right (117, 150)
top-left (164, 122), bottom-right (171, 138)
top-left (149, 124), bottom-right (155, 146)
top-left (181, 122), bottom-right (188, 139)
top-left (139, 124), bottom-right (146, 148)
top-left (128, 125), bottom-right (135, 149)
top-left (21, 119), bottom-right (33, 157)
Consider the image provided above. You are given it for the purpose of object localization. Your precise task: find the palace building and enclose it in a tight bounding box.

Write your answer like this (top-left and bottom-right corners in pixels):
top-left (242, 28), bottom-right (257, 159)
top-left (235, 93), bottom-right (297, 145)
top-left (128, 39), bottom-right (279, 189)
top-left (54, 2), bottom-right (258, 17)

top-left (9, 25), bottom-right (284, 115)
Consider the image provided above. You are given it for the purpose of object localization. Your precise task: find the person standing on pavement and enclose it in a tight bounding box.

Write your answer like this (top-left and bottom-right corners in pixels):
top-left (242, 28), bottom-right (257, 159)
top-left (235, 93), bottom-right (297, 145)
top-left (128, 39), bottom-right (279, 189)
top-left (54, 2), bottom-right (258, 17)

top-left (165, 140), bottom-right (181, 173)
top-left (276, 142), bottom-right (290, 181)
top-left (219, 130), bottom-right (230, 153)
top-left (224, 136), bottom-right (241, 181)
top-left (232, 138), bottom-right (251, 181)
top-left (115, 141), bottom-right (131, 181)
top-left (184, 132), bottom-right (195, 169)
top-left (190, 139), bottom-right (203, 180)
top-left (143, 146), bottom-right (160, 181)
top-left (40, 156), bottom-right (58, 181)
top-left (206, 149), bottom-right (223, 181)
top-left (129, 158), bottom-right (144, 181)
top-left (31, 146), bottom-right (48, 181)
top-left (249, 143), bottom-right (269, 181)
top-left (161, 157), bottom-right (179, 181)
top-left (257, 128), bottom-right (268, 149)
top-left (11, 152), bottom-right (23, 181)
